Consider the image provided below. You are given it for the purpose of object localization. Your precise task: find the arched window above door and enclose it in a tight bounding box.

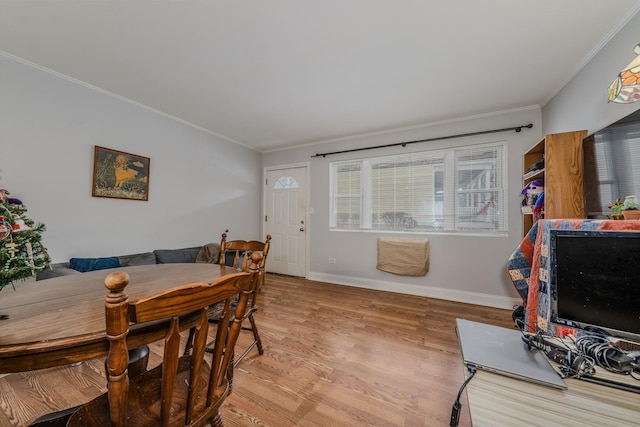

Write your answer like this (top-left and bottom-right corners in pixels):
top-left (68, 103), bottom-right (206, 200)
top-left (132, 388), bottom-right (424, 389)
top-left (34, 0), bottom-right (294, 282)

top-left (274, 175), bottom-right (299, 189)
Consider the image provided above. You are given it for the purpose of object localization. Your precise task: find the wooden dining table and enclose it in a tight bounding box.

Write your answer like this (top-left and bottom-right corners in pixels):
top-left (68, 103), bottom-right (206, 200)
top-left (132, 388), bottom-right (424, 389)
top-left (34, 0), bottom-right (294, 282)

top-left (0, 263), bottom-right (234, 374)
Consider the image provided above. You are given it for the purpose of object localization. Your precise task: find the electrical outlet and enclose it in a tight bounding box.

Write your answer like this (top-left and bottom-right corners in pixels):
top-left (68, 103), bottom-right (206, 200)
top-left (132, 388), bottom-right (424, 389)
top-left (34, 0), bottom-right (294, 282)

top-left (328, 257), bottom-right (336, 264)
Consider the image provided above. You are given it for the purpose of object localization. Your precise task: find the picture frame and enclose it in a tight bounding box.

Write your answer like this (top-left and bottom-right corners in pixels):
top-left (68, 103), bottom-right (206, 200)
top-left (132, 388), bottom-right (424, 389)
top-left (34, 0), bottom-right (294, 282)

top-left (92, 146), bottom-right (150, 201)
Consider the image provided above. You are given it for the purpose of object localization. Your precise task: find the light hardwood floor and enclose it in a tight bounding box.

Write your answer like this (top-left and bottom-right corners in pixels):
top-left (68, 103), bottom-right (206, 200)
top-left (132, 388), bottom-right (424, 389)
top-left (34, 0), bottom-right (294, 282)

top-left (0, 273), bottom-right (515, 426)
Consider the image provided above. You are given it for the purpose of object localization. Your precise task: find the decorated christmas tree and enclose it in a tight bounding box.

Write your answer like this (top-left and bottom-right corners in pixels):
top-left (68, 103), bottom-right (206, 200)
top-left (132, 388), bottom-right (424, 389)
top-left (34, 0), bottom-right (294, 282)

top-left (0, 188), bottom-right (50, 292)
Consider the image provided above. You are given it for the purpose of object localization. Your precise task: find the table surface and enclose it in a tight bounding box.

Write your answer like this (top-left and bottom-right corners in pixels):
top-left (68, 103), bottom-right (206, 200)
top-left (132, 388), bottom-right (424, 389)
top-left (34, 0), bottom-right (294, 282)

top-left (0, 263), bottom-right (233, 373)
top-left (466, 355), bottom-right (640, 426)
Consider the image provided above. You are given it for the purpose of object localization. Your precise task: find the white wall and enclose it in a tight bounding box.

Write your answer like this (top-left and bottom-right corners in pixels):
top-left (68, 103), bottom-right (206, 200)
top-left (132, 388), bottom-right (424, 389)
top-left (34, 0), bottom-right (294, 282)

top-left (543, 12), bottom-right (640, 136)
top-left (263, 108), bottom-right (541, 309)
top-left (0, 55), bottom-right (262, 263)
top-left (262, 11), bottom-right (640, 310)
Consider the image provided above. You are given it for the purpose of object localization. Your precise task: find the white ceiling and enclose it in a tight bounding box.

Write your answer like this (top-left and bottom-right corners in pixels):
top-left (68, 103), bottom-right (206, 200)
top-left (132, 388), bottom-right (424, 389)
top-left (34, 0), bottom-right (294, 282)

top-left (1, 1), bottom-right (639, 152)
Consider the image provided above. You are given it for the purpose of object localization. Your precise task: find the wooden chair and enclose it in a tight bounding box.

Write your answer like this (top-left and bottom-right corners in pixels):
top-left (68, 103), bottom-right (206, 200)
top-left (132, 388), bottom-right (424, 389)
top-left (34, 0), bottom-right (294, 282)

top-left (28, 345), bottom-right (150, 426)
top-left (210, 232), bottom-right (271, 366)
top-left (219, 232), bottom-right (271, 291)
top-left (66, 253), bottom-right (263, 427)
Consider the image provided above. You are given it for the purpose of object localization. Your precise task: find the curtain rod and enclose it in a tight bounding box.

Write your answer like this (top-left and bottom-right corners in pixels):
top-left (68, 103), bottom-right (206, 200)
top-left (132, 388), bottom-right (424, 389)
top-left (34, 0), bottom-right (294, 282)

top-left (311, 123), bottom-right (533, 158)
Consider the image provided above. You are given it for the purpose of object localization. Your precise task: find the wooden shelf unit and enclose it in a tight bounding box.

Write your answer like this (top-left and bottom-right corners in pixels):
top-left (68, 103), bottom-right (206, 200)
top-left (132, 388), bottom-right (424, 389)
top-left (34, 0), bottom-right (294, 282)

top-left (522, 130), bottom-right (588, 236)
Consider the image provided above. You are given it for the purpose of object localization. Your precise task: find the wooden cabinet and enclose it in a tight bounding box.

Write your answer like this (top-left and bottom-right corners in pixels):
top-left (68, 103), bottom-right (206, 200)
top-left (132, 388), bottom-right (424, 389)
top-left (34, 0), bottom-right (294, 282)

top-left (522, 130), bottom-right (588, 236)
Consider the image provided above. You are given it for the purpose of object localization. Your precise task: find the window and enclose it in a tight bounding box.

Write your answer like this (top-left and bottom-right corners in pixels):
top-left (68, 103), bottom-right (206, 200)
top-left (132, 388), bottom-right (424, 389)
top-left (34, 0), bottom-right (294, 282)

top-left (330, 142), bottom-right (507, 233)
top-left (274, 175), bottom-right (299, 189)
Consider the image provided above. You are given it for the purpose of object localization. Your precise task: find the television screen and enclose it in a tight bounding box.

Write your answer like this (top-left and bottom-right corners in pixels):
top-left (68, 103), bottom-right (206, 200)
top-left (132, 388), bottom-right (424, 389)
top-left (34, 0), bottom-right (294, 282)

top-left (549, 229), bottom-right (640, 343)
top-left (583, 107), bottom-right (640, 218)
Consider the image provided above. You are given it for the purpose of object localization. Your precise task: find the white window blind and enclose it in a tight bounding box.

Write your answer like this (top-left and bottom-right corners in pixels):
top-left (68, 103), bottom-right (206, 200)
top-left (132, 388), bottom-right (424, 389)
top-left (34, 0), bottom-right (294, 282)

top-left (454, 144), bottom-right (506, 231)
top-left (330, 142), bottom-right (507, 233)
top-left (330, 163), bottom-right (361, 229)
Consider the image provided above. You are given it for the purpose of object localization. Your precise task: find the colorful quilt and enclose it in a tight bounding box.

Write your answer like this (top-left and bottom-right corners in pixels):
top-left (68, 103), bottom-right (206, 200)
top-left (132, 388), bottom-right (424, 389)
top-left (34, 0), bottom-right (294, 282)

top-left (508, 219), bottom-right (640, 335)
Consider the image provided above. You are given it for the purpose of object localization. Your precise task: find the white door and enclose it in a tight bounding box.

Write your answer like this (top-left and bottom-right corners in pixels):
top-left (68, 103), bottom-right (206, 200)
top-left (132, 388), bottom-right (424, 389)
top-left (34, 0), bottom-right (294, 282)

top-left (265, 166), bottom-right (307, 277)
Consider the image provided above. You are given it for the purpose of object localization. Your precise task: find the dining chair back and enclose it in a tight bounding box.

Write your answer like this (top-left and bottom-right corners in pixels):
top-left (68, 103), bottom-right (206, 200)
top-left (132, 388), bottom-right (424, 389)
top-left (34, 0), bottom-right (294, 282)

top-left (213, 232), bottom-right (271, 366)
top-left (219, 232), bottom-right (271, 291)
top-left (66, 253), bottom-right (262, 427)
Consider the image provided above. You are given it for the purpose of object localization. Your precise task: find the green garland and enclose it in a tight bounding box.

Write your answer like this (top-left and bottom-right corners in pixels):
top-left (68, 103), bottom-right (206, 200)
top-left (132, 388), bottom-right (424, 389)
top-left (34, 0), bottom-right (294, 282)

top-left (0, 201), bottom-right (50, 291)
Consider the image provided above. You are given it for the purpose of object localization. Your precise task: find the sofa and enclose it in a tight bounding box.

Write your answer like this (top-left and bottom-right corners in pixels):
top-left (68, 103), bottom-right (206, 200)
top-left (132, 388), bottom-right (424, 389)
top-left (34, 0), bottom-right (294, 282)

top-left (36, 243), bottom-right (221, 281)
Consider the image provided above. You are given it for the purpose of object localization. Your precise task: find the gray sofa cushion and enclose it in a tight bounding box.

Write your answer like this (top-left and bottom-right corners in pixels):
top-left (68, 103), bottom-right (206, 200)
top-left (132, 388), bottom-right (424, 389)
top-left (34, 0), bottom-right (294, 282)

top-left (119, 252), bottom-right (156, 267)
top-left (37, 266), bottom-right (82, 280)
top-left (154, 247), bottom-right (201, 264)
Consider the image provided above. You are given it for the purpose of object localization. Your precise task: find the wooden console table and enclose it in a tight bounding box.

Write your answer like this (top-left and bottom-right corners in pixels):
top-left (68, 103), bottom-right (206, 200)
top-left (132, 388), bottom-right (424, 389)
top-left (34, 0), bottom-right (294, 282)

top-left (465, 361), bottom-right (640, 426)
top-left (0, 263), bottom-right (235, 373)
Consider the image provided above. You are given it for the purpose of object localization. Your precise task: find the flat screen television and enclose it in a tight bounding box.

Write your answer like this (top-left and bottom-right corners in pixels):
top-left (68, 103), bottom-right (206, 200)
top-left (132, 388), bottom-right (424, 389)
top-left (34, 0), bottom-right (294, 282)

top-left (583, 107), bottom-right (640, 218)
top-left (549, 229), bottom-right (640, 344)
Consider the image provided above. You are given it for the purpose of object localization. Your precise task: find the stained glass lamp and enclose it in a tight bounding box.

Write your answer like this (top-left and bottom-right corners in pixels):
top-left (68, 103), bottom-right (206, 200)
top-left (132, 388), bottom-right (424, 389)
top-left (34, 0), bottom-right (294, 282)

top-left (608, 43), bottom-right (640, 103)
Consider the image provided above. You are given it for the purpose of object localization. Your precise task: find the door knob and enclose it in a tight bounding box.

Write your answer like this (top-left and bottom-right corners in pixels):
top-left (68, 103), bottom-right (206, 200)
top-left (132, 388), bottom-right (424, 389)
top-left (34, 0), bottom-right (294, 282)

top-left (300, 227), bottom-right (305, 232)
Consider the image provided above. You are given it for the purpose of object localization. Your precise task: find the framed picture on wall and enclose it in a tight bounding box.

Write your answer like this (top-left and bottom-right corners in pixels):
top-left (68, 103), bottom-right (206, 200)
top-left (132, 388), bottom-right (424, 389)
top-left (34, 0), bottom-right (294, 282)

top-left (92, 146), bottom-right (150, 201)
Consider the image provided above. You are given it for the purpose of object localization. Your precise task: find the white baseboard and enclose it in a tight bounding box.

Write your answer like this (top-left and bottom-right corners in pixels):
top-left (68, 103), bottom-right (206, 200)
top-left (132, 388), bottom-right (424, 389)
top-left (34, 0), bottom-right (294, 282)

top-left (306, 271), bottom-right (521, 310)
